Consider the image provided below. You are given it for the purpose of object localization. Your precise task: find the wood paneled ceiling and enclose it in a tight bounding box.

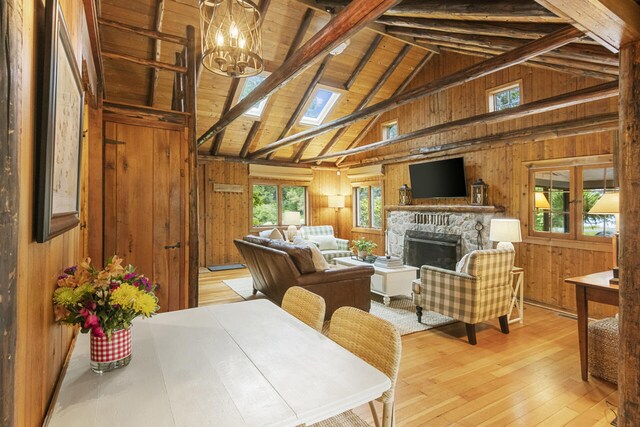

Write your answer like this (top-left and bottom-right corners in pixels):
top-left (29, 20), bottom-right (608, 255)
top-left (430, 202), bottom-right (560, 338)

top-left (98, 0), bottom-right (619, 165)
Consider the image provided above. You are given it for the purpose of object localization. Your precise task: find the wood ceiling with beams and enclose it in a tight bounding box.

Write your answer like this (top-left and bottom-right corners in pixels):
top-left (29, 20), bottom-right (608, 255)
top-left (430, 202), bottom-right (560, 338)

top-left (98, 0), bottom-right (619, 166)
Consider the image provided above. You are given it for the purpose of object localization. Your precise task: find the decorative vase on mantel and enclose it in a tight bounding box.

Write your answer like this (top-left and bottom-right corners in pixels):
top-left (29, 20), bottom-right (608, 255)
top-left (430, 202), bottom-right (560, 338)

top-left (90, 327), bottom-right (133, 373)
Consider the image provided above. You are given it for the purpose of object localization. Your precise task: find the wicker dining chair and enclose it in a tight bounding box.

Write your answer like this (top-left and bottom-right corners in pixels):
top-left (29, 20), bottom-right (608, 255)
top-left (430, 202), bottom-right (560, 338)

top-left (313, 306), bottom-right (402, 427)
top-left (281, 286), bottom-right (326, 332)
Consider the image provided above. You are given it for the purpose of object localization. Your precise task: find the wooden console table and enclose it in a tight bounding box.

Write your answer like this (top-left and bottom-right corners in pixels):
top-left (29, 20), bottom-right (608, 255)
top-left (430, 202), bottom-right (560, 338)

top-left (565, 270), bottom-right (619, 381)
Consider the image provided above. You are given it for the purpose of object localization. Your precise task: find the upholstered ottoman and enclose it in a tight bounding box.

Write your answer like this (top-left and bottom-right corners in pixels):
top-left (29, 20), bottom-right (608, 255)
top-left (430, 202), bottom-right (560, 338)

top-left (588, 316), bottom-right (618, 384)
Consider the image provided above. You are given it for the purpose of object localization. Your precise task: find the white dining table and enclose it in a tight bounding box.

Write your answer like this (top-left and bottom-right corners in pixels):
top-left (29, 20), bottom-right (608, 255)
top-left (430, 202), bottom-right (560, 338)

top-left (46, 299), bottom-right (391, 427)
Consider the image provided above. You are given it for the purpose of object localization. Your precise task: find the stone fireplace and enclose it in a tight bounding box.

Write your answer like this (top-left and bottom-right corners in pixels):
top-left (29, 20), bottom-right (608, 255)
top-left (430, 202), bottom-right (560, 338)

top-left (386, 205), bottom-right (505, 268)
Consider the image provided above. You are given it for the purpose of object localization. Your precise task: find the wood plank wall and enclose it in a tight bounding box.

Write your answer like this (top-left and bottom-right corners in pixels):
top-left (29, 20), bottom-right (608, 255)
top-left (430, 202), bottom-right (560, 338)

top-left (197, 162), bottom-right (353, 266)
top-left (351, 51), bottom-right (618, 317)
top-left (14, 1), bottom-right (100, 425)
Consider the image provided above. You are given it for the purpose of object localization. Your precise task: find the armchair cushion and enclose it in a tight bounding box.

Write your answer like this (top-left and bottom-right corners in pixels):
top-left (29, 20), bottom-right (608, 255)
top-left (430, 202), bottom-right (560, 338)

top-left (299, 225), bottom-right (353, 264)
top-left (309, 234), bottom-right (338, 251)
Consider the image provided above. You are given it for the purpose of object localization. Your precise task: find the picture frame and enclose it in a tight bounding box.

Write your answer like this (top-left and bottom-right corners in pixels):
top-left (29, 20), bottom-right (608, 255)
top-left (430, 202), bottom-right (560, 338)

top-left (36, 0), bottom-right (84, 243)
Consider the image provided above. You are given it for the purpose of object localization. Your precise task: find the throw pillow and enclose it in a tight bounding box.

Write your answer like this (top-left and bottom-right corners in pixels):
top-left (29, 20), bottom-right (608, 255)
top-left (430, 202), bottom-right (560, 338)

top-left (294, 237), bottom-right (330, 271)
top-left (267, 240), bottom-right (316, 274)
top-left (456, 253), bottom-right (472, 274)
top-left (243, 235), bottom-right (271, 246)
top-left (259, 228), bottom-right (284, 241)
top-left (308, 234), bottom-right (338, 251)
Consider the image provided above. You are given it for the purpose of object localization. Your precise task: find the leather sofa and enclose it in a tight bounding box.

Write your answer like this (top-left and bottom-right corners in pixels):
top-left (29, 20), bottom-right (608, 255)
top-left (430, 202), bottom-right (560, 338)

top-left (234, 236), bottom-right (373, 319)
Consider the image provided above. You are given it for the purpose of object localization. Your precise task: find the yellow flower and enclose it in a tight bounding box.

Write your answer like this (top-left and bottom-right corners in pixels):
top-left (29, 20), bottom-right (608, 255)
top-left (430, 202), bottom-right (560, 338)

top-left (53, 287), bottom-right (81, 306)
top-left (133, 292), bottom-right (158, 317)
top-left (110, 284), bottom-right (138, 309)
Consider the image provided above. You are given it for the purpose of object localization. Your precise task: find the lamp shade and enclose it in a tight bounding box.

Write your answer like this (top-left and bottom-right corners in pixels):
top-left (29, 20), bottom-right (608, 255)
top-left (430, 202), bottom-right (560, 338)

top-left (535, 192), bottom-right (551, 209)
top-left (282, 211), bottom-right (302, 226)
top-left (490, 219), bottom-right (522, 243)
top-left (327, 195), bottom-right (345, 209)
top-left (589, 192), bottom-right (619, 214)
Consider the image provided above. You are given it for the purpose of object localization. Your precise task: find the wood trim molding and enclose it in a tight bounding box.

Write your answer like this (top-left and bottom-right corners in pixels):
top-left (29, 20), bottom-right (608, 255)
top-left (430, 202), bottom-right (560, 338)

top-left (0, 1), bottom-right (19, 423)
top-left (384, 205), bottom-right (506, 213)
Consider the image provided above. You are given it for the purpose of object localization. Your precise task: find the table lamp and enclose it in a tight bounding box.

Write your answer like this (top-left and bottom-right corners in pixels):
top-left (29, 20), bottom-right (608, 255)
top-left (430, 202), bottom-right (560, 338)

top-left (328, 195), bottom-right (345, 237)
top-left (535, 192), bottom-right (551, 209)
top-left (589, 192), bottom-right (619, 281)
top-left (282, 211), bottom-right (302, 242)
top-left (489, 219), bottom-right (522, 252)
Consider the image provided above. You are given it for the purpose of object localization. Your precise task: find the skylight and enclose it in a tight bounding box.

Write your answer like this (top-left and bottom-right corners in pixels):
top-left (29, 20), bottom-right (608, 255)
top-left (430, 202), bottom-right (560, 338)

top-left (300, 88), bottom-right (341, 126)
top-left (238, 74), bottom-right (270, 117)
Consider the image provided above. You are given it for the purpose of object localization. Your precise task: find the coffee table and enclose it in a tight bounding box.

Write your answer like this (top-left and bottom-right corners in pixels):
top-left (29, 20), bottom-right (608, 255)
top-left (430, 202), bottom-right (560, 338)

top-left (334, 257), bottom-right (419, 305)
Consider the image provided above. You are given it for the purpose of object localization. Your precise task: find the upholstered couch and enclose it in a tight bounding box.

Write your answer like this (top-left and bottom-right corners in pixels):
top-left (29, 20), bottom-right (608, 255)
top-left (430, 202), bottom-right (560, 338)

top-left (298, 225), bottom-right (352, 264)
top-left (234, 236), bottom-right (373, 319)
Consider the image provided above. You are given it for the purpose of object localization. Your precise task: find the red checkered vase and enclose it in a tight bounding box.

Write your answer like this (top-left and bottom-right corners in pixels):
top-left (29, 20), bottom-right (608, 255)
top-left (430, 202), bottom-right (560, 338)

top-left (90, 327), bottom-right (132, 373)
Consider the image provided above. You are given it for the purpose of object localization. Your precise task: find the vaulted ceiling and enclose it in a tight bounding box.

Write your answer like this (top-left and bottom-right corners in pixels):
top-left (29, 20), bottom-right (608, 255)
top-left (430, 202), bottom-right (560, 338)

top-left (98, 0), bottom-right (619, 165)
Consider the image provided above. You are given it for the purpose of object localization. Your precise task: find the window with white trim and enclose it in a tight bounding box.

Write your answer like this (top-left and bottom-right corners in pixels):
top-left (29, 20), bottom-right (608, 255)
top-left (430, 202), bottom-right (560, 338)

top-left (382, 120), bottom-right (398, 140)
top-left (251, 183), bottom-right (307, 227)
top-left (238, 73), bottom-right (271, 118)
top-left (488, 81), bottom-right (521, 112)
top-left (300, 87), bottom-right (341, 126)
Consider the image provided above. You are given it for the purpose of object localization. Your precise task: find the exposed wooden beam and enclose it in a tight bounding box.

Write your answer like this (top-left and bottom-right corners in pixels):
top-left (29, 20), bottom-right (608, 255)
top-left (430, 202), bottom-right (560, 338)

top-left (318, 0), bottom-right (570, 23)
top-left (335, 52), bottom-right (434, 166)
top-left (264, 54), bottom-right (332, 161)
top-left (344, 34), bottom-right (383, 90)
top-left (102, 50), bottom-right (188, 73)
top-left (412, 38), bottom-right (619, 77)
top-left (536, 0), bottom-right (640, 52)
top-left (388, 27), bottom-right (619, 66)
top-left (295, 0), bottom-right (435, 53)
top-left (618, 37), bottom-right (640, 426)
top-left (197, 0), bottom-right (401, 145)
top-left (303, 81), bottom-right (618, 162)
top-left (249, 26), bottom-right (584, 158)
top-left (310, 44), bottom-right (412, 163)
top-left (185, 25), bottom-right (199, 309)
top-left (200, 154), bottom-right (319, 168)
top-left (377, 16), bottom-right (572, 41)
top-left (0, 1), bottom-right (19, 423)
top-left (258, 0), bottom-right (272, 24)
top-left (210, 78), bottom-right (241, 155)
top-left (239, 121), bottom-right (262, 158)
top-left (147, 0), bottom-right (165, 107)
top-left (286, 9), bottom-right (315, 61)
top-left (82, 0), bottom-right (105, 96)
top-left (339, 113), bottom-right (619, 167)
top-left (104, 100), bottom-right (190, 127)
top-left (438, 45), bottom-right (617, 81)
top-left (97, 17), bottom-right (187, 45)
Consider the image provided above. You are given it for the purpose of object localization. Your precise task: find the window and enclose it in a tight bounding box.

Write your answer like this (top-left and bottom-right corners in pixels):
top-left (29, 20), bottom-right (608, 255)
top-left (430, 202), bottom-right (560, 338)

top-left (252, 183), bottom-right (307, 227)
top-left (354, 185), bottom-right (382, 229)
top-left (238, 73), bottom-right (270, 117)
top-left (488, 81), bottom-right (521, 112)
top-left (300, 87), bottom-right (341, 126)
top-left (382, 120), bottom-right (398, 140)
top-left (530, 161), bottom-right (617, 241)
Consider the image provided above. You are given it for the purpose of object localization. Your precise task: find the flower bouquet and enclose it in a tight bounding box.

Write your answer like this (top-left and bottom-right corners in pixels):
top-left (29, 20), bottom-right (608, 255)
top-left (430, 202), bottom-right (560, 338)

top-left (53, 255), bottom-right (159, 373)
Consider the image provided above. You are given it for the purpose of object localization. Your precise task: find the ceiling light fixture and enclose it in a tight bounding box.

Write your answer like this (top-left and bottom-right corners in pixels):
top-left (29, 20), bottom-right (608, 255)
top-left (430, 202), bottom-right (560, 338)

top-left (199, 0), bottom-right (264, 78)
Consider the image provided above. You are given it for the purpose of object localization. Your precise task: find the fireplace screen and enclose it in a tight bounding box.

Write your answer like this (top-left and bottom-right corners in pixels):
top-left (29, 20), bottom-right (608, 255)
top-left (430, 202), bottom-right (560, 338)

top-left (403, 230), bottom-right (461, 271)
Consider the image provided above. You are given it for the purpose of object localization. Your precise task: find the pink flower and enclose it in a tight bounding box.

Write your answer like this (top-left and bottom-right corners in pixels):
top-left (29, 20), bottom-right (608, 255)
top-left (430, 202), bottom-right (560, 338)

top-left (85, 301), bottom-right (97, 311)
top-left (92, 326), bottom-right (105, 338)
top-left (84, 314), bottom-right (99, 329)
top-left (79, 308), bottom-right (89, 318)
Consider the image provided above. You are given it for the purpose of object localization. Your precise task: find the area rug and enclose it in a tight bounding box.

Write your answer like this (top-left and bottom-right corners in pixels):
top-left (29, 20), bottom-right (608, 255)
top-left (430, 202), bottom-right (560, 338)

top-left (222, 277), bottom-right (456, 336)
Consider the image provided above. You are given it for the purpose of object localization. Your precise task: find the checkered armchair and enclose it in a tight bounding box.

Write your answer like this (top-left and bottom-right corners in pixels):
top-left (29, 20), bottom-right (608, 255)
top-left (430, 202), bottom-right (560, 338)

top-left (298, 225), bottom-right (352, 264)
top-left (412, 249), bottom-right (515, 345)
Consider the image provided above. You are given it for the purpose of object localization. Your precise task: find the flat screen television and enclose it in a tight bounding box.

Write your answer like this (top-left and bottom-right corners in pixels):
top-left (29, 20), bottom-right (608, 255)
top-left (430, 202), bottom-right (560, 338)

top-left (409, 157), bottom-right (467, 199)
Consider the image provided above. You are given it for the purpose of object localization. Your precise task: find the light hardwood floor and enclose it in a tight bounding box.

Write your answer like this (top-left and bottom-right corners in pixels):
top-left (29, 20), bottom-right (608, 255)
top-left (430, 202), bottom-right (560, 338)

top-left (199, 268), bottom-right (618, 426)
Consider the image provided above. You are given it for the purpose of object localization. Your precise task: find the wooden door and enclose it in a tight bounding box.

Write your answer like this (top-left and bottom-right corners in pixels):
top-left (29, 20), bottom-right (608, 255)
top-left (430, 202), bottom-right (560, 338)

top-left (104, 121), bottom-right (188, 312)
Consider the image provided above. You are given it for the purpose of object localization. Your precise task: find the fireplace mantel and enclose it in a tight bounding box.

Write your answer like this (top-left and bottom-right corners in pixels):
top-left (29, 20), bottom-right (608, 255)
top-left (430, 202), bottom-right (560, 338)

top-left (385, 205), bottom-right (505, 213)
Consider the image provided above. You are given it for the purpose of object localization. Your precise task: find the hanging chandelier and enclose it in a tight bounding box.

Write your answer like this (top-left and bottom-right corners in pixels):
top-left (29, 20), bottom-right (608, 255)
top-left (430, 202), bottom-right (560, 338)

top-left (199, 0), bottom-right (264, 78)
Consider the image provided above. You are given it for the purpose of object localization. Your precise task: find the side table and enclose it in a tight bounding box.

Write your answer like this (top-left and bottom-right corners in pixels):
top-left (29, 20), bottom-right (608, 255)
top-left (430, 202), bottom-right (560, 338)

top-left (508, 267), bottom-right (524, 324)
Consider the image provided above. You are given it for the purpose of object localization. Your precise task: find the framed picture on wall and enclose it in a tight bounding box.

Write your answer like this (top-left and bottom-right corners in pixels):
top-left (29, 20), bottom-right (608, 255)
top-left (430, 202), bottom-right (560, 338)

top-left (36, 0), bottom-right (84, 243)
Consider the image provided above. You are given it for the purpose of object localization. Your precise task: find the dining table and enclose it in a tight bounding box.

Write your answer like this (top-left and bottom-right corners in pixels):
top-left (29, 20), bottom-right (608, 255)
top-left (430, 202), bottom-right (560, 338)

top-left (45, 299), bottom-right (391, 426)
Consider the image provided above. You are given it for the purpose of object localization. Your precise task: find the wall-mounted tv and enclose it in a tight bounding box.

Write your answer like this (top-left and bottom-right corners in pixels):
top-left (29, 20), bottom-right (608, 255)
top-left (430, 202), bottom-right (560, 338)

top-left (409, 157), bottom-right (467, 199)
